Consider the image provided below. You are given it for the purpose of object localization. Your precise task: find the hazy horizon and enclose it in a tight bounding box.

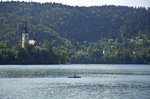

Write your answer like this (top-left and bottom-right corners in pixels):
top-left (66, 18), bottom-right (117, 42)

top-left (1, 0), bottom-right (150, 8)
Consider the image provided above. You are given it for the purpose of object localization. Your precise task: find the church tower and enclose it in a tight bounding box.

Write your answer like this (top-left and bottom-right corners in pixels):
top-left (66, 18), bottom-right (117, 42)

top-left (22, 26), bottom-right (29, 48)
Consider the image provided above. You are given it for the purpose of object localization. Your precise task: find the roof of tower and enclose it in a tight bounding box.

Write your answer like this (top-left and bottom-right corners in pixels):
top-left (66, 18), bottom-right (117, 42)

top-left (24, 26), bottom-right (28, 33)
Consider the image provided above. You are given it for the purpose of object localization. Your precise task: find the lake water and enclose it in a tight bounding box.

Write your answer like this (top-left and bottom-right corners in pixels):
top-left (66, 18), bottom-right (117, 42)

top-left (0, 64), bottom-right (150, 99)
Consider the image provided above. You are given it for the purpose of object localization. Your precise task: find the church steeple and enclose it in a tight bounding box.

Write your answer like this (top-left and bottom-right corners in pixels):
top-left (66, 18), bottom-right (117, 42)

top-left (22, 26), bottom-right (29, 48)
top-left (24, 26), bottom-right (28, 33)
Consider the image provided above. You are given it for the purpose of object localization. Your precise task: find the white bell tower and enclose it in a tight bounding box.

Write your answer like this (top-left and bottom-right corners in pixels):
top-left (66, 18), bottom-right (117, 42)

top-left (22, 27), bottom-right (29, 48)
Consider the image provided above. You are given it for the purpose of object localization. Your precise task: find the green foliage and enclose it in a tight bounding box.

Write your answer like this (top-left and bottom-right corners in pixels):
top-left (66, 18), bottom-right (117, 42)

top-left (0, 42), bottom-right (68, 64)
top-left (1, 2), bottom-right (150, 45)
top-left (71, 52), bottom-right (90, 64)
top-left (70, 39), bottom-right (150, 64)
top-left (0, 2), bottom-right (150, 64)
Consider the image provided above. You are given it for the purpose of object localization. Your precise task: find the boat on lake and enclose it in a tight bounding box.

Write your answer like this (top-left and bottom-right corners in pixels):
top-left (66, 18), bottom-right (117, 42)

top-left (68, 74), bottom-right (81, 78)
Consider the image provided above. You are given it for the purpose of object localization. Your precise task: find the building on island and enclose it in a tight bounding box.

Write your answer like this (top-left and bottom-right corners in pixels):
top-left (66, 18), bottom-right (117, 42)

top-left (103, 50), bottom-right (111, 55)
top-left (22, 26), bottom-right (42, 50)
top-left (22, 27), bottom-right (29, 48)
top-left (108, 39), bottom-right (114, 43)
top-left (29, 39), bottom-right (37, 46)
top-left (137, 39), bottom-right (143, 43)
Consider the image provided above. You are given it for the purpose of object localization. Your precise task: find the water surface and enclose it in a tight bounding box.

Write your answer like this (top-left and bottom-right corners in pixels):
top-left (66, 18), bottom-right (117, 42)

top-left (0, 64), bottom-right (150, 99)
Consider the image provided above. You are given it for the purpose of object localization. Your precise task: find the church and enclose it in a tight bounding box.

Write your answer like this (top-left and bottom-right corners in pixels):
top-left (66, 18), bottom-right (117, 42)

top-left (22, 26), bottom-right (42, 50)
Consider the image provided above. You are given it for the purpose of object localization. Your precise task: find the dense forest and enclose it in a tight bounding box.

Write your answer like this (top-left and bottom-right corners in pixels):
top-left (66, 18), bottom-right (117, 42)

top-left (0, 41), bottom-right (68, 64)
top-left (0, 1), bottom-right (150, 64)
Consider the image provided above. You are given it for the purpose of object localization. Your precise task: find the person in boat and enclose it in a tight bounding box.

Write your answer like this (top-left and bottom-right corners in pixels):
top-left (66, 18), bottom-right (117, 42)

top-left (73, 74), bottom-right (77, 77)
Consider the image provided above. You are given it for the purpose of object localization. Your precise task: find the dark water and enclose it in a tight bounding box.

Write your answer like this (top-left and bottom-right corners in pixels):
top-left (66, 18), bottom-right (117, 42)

top-left (0, 64), bottom-right (150, 99)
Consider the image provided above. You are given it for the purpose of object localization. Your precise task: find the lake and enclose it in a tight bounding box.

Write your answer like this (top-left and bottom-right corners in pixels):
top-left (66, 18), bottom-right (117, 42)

top-left (0, 64), bottom-right (150, 99)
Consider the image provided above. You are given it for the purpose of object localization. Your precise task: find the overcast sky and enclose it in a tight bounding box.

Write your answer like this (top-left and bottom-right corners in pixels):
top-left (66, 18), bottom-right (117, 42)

top-left (2, 0), bottom-right (150, 8)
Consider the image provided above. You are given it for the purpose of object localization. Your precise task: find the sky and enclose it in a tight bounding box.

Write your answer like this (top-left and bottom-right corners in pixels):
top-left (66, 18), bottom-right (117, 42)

top-left (2, 0), bottom-right (150, 8)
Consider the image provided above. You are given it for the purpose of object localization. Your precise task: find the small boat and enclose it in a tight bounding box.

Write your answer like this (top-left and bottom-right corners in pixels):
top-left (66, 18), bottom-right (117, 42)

top-left (68, 74), bottom-right (81, 78)
top-left (68, 76), bottom-right (81, 78)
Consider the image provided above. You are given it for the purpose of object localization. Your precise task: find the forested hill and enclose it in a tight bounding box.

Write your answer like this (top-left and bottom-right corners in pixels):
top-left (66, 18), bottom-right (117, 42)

top-left (0, 2), bottom-right (150, 64)
top-left (0, 1), bottom-right (150, 46)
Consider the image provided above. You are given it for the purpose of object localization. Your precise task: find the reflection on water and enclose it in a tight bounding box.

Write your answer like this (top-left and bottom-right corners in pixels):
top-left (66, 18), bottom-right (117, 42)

top-left (0, 64), bottom-right (150, 99)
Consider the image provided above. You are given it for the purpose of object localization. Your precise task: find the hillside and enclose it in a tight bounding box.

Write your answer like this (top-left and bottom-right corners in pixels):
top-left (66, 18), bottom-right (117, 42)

top-left (0, 1), bottom-right (150, 64)
top-left (0, 1), bottom-right (150, 45)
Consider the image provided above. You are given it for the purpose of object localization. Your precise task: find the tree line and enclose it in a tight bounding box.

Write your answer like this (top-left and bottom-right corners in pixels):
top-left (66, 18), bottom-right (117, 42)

top-left (70, 38), bottom-right (150, 64)
top-left (0, 41), bottom-right (68, 64)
